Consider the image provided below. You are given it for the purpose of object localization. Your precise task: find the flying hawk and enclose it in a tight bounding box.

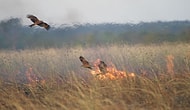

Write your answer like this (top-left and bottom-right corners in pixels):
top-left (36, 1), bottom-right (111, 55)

top-left (79, 56), bottom-right (92, 70)
top-left (27, 15), bottom-right (50, 30)
top-left (98, 61), bottom-right (107, 74)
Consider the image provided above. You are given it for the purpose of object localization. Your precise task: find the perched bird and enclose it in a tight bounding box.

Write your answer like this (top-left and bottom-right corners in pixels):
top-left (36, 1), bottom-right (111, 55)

top-left (27, 15), bottom-right (50, 30)
top-left (79, 56), bottom-right (92, 70)
top-left (98, 61), bottom-right (107, 74)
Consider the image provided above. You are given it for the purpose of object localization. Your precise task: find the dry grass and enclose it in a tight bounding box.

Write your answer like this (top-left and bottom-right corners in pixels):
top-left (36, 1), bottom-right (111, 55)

top-left (0, 43), bottom-right (190, 110)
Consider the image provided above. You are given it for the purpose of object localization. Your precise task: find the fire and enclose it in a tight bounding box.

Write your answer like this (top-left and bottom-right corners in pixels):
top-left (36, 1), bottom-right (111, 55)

top-left (166, 55), bottom-right (174, 75)
top-left (25, 65), bottom-right (45, 87)
top-left (90, 59), bottom-right (135, 80)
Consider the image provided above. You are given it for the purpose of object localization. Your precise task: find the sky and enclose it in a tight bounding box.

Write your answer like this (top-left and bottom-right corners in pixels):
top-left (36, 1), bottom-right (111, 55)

top-left (0, 0), bottom-right (190, 25)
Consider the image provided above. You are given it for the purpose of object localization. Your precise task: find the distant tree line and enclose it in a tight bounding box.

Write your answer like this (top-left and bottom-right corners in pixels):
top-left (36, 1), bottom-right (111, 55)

top-left (0, 18), bottom-right (190, 49)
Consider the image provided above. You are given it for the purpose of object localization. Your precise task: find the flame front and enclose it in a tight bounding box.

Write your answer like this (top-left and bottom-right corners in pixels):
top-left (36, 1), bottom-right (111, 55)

top-left (91, 59), bottom-right (135, 80)
top-left (25, 66), bottom-right (45, 87)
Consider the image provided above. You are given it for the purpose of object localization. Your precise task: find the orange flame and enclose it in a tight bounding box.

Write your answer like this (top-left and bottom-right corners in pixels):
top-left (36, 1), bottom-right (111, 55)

top-left (91, 59), bottom-right (135, 80)
top-left (166, 55), bottom-right (174, 75)
top-left (25, 65), bottom-right (45, 87)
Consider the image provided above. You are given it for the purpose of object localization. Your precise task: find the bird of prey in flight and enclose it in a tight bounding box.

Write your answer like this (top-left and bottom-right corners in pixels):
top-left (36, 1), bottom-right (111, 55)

top-left (27, 15), bottom-right (50, 30)
top-left (79, 56), bottom-right (93, 70)
top-left (98, 61), bottom-right (107, 74)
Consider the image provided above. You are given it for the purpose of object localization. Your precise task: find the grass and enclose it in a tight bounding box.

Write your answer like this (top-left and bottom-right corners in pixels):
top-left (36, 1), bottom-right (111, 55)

top-left (0, 43), bottom-right (190, 110)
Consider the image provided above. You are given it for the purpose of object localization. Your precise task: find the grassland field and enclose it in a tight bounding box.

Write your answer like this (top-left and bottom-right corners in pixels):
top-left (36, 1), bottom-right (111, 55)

top-left (0, 43), bottom-right (190, 110)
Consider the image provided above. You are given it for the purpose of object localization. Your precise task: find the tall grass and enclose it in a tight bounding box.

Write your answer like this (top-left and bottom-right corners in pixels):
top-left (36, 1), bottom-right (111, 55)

top-left (0, 43), bottom-right (190, 110)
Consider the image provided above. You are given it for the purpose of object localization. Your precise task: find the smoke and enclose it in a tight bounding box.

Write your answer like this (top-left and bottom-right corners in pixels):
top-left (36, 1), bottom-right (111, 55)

top-left (0, 0), bottom-right (24, 20)
top-left (0, 0), bottom-right (45, 25)
top-left (1, 0), bottom-right (190, 25)
top-left (64, 9), bottom-right (83, 24)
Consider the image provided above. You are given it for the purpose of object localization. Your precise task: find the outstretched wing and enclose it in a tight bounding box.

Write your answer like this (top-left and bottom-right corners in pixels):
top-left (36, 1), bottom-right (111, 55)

top-left (79, 56), bottom-right (92, 69)
top-left (27, 14), bottom-right (50, 30)
top-left (38, 22), bottom-right (50, 30)
top-left (27, 15), bottom-right (39, 23)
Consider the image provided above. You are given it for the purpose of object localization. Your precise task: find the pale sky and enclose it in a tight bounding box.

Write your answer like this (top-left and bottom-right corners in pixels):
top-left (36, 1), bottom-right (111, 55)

top-left (0, 0), bottom-right (190, 25)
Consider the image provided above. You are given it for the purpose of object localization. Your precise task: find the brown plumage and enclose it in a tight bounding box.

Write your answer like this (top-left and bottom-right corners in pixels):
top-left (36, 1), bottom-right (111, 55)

top-left (27, 15), bottom-right (50, 30)
top-left (98, 61), bottom-right (107, 74)
top-left (79, 56), bottom-right (92, 70)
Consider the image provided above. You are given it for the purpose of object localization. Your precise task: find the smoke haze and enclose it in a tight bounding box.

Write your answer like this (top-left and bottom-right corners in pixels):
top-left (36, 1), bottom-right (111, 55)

top-left (0, 0), bottom-right (190, 25)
